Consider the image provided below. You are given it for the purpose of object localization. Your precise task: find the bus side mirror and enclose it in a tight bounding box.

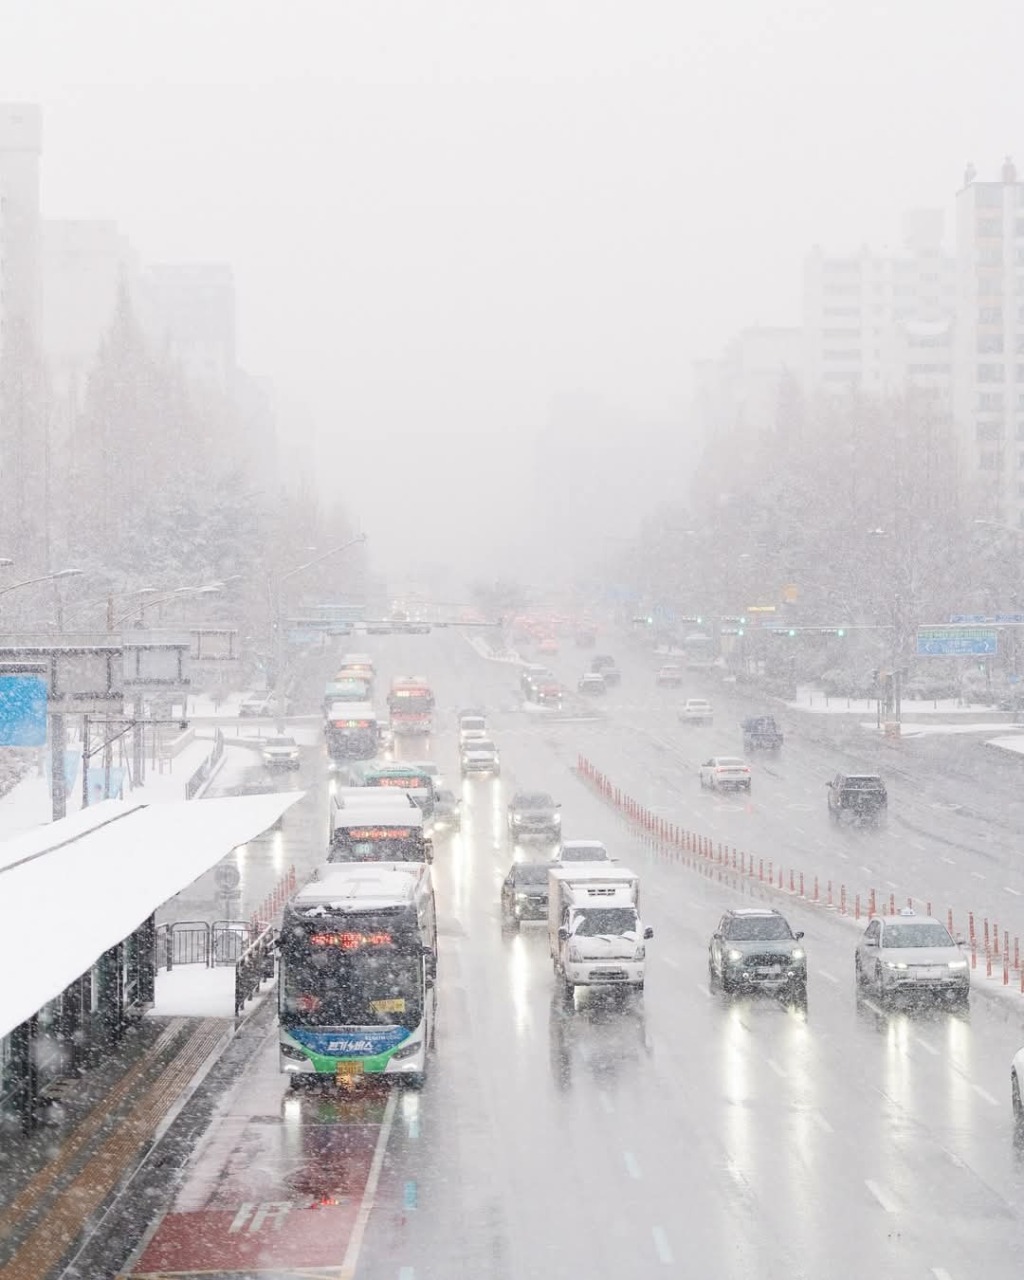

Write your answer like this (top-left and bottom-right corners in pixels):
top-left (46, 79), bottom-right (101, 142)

top-left (424, 841), bottom-right (434, 864)
top-left (644, 927), bottom-right (654, 940)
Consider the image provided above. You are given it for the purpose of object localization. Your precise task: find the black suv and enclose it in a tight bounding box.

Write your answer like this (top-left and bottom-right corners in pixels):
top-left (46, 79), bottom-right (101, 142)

top-left (500, 861), bottom-right (551, 928)
top-left (708, 908), bottom-right (807, 1002)
top-left (507, 790), bottom-right (561, 840)
top-left (591, 655), bottom-right (621, 687)
top-left (827, 772), bottom-right (887, 823)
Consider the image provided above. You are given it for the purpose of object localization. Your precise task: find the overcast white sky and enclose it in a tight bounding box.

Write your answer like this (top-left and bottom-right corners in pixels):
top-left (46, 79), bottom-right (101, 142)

top-left (2, 1), bottom-right (1022, 580)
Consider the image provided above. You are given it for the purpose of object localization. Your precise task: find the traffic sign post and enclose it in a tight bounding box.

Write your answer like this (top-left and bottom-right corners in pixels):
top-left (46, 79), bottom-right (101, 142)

top-left (916, 627), bottom-right (998, 657)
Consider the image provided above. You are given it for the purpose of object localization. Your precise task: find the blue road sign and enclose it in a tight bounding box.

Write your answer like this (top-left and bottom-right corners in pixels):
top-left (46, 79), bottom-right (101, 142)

top-left (950, 613), bottom-right (1024, 624)
top-left (917, 627), bottom-right (998, 656)
top-left (0, 675), bottom-right (48, 746)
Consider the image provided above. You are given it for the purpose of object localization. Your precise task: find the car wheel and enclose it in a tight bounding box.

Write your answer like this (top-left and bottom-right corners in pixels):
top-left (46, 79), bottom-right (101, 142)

top-left (633, 981), bottom-right (645, 995)
top-left (563, 979), bottom-right (575, 1004)
top-left (1013, 1071), bottom-right (1023, 1127)
top-left (790, 980), bottom-right (808, 1006)
top-left (745, 782), bottom-right (752, 792)
top-left (874, 965), bottom-right (886, 1001)
top-left (708, 957), bottom-right (719, 990)
top-left (854, 954), bottom-right (864, 986)
top-left (401, 1071), bottom-right (426, 1090)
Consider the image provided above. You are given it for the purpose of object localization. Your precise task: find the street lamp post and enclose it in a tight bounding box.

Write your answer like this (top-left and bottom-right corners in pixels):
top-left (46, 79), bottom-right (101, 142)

top-left (272, 535), bottom-right (367, 731)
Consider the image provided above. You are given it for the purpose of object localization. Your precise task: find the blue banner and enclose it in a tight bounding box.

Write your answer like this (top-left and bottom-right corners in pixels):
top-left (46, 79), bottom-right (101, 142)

top-left (0, 675), bottom-right (47, 746)
top-left (290, 1026), bottom-right (411, 1057)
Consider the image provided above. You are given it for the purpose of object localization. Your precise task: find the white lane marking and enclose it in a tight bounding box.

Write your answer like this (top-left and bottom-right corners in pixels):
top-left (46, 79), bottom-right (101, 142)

top-left (696, 982), bottom-right (712, 998)
top-left (973, 1084), bottom-right (999, 1107)
top-left (859, 865), bottom-right (874, 875)
top-left (651, 1226), bottom-right (674, 1264)
top-left (885, 880), bottom-right (897, 889)
top-left (1005, 886), bottom-right (1021, 897)
top-left (662, 955), bottom-right (680, 969)
top-left (931, 1270), bottom-right (955, 1280)
top-left (624, 1151), bottom-right (641, 1179)
top-left (766, 1058), bottom-right (786, 1079)
top-left (913, 1037), bottom-right (939, 1057)
top-left (598, 1091), bottom-right (615, 1114)
top-left (940, 856), bottom-right (955, 866)
top-left (339, 1089), bottom-right (398, 1279)
top-left (813, 1111), bottom-right (834, 1134)
top-left (865, 1179), bottom-right (898, 1212)
top-left (399, 1270), bottom-right (416, 1280)
top-left (817, 969), bottom-right (839, 984)
top-left (970, 871), bottom-right (986, 881)
top-left (793, 825), bottom-right (806, 835)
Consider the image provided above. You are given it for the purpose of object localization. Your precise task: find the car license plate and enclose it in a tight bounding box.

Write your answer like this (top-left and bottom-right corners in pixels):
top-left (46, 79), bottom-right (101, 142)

top-left (336, 1060), bottom-right (364, 1079)
top-left (916, 967), bottom-right (944, 980)
top-left (757, 966), bottom-right (783, 977)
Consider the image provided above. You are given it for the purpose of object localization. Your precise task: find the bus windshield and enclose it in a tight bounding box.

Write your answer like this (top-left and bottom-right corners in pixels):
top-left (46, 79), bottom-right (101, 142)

top-left (282, 947), bottom-right (423, 1028)
top-left (329, 829), bottom-right (426, 862)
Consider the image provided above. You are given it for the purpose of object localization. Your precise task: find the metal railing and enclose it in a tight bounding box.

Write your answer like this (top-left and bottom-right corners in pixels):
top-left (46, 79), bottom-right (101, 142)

top-left (157, 917), bottom-right (251, 969)
top-left (234, 924), bottom-right (277, 1016)
top-left (184, 729), bottom-right (225, 799)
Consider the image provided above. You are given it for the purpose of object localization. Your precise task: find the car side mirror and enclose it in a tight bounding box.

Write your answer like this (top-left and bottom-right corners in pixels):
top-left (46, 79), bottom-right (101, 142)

top-left (556, 802), bottom-right (562, 808)
top-left (558, 926), bottom-right (568, 941)
top-left (794, 931), bottom-right (804, 941)
top-left (644, 927), bottom-right (654, 940)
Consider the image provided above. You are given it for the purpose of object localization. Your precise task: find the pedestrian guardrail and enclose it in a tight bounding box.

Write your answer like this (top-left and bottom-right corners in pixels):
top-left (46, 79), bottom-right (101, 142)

top-left (234, 924), bottom-right (277, 1016)
top-left (184, 729), bottom-right (225, 799)
top-left (157, 916), bottom-right (251, 969)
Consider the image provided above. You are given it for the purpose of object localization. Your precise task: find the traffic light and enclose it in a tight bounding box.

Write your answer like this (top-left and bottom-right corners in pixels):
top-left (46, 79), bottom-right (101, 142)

top-left (837, 628), bottom-right (845, 637)
top-left (788, 629), bottom-right (797, 637)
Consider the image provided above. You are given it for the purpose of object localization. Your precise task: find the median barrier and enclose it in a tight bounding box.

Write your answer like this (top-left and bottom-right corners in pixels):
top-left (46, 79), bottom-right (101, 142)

top-left (573, 752), bottom-right (1024, 997)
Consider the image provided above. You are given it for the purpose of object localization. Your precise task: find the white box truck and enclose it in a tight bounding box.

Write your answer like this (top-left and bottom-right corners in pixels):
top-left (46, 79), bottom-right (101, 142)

top-left (548, 866), bottom-right (652, 1000)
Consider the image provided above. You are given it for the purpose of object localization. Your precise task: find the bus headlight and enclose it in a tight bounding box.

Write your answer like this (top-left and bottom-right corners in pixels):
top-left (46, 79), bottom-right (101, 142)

top-left (391, 1040), bottom-right (422, 1061)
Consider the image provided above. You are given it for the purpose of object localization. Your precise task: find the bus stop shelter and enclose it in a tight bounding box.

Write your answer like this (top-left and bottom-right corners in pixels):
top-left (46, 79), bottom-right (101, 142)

top-left (0, 790), bottom-right (301, 1131)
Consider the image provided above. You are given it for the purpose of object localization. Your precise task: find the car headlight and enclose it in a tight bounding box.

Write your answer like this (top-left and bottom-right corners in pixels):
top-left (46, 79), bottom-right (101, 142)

top-left (568, 946), bottom-right (583, 963)
top-left (633, 944), bottom-right (646, 961)
top-left (947, 960), bottom-right (968, 970)
top-left (553, 813), bottom-right (562, 824)
top-left (515, 891), bottom-right (528, 900)
top-left (726, 949), bottom-right (743, 963)
top-left (884, 961), bottom-right (908, 970)
top-left (791, 948), bottom-right (805, 961)
top-left (513, 814), bottom-right (523, 823)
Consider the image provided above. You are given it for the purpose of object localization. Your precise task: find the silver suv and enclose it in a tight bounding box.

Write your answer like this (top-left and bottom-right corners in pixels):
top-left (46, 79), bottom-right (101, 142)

top-left (855, 910), bottom-right (969, 1004)
top-left (507, 791), bottom-right (561, 840)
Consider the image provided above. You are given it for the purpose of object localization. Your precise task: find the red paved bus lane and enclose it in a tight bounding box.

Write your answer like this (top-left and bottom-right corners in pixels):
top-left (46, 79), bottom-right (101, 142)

top-left (126, 1042), bottom-right (401, 1279)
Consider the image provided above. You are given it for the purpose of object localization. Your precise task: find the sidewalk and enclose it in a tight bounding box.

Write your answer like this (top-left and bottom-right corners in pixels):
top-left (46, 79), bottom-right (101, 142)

top-left (0, 734), bottom-right (230, 841)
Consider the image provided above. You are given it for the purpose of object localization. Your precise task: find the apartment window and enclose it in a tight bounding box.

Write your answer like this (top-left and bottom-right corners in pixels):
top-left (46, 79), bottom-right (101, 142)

top-left (978, 273), bottom-right (1004, 296)
top-left (981, 306), bottom-right (1004, 324)
top-left (824, 350), bottom-right (861, 361)
top-left (980, 450), bottom-right (1004, 469)
top-left (822, 328), bottom-right (860, 339)
top-left (1017, 393), bottom-right (1024, 410)
top-left (823, 307), bottom-right (859, 317)
top-left (979, 246), bottom-right (1004, 265)
top-left (824, 284), bottom-right (860, 297)
top-left (1017, 482), bottom-right (1024, 497)
top-left (979, 333), bottom-right (1005, 353)
top-left (978, 392), bottom-right (1005, 410)
top-left (1017, 218), bottom-right (1024, 237)
top-left (976, 422), bottom-right (1003, 441)
top-left (1016, 247), bottom-right (1024, 265)
top-left (1016, 421), bottom-right (1024, 439)
top-left (978, 363), bottom-right (1006, 382)
top-left (977, 216), bottom-right (1003, 237)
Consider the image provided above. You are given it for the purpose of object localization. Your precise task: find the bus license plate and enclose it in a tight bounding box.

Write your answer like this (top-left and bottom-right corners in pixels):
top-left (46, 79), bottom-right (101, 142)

top-left (336, 1060), bottom-right (364, 1080)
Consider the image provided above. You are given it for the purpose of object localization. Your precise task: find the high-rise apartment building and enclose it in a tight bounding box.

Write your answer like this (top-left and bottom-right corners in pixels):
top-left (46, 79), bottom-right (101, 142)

top-left (953, 158), bottom-right (1024, 523)
top-left (0, 104), bottom-right (42, 339)
top-left (803, 211), bottom-right (955, 400)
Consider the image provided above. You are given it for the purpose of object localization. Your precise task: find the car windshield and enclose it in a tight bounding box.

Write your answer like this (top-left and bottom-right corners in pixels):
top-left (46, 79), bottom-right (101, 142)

top-left (844, 777), bottom-right (884, 790)
top-left (561, 846), bottom-right (608, 861)
top-left (715, 758), bottom-right (746, 767)
top-left (724, 916), bottom-right (793, 941)
top-left (266, 737), bottom-right (296, 747)
top-left (465, 740), bottom-right (496, 752)
top-left (514, 793), bottom-right (554, 809)
top-left (572, 908), bottom-right (637, 936)
top-left (512, 864), bottom-right (550, 885)
top-left (883, 923), bottom-right (956, 948)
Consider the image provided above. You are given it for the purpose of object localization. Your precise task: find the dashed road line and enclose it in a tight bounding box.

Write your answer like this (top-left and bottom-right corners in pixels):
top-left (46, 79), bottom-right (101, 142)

top-left (940, 856), bottom-right (956, 866)
top-left (817, 969), bottom-right (839, 984)
top-left (695, 983), bottom-right (712, 998)
top-left (623, 1152), bottom-right (641, 1179)
top-left (913, 1037), bottom-right (939, 1056)
top-left (864, 1179), bottom-right (898, 1213)
top-left (339, 1090), bottom-right (398, 1280)
top-left (597, 1092), bottom-right (615, 1115)
top-left (399, 1268), bottom-right (416, 1280)
top-left (973, 1084), bottom-right (999, 1107)
top-left (931, 1269), bottom-right (954, 1280)
top-left (766, 1058), bottom-right (786, 1079)
top-left (970, 871), bottom-right (986, 881)
top-left (813, 1111), bottom-right (834, 1134)
top-left (651, 1226), bottom-right (674, 1264)
top-left (1005, 886), bottom-right (1021, 897)
top-left (662, 955), bottom-right (680, 969)
top-left (859, 865), bottom-right (874, 875)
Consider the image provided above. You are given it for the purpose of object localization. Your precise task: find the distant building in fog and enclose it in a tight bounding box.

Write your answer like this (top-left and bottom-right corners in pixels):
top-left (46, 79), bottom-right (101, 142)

top-left (140, 262), bottom-right (236, 392)
top-left (694, 326), bottom-right (804, 448)
top-left (953, 159), bottom-right (1024, 525)
top-left (0, 103), bottom-right (42, 338)
top-left (802, 210), bottom-right (955, 400)
top-left (0, 104), bottom-right (46, 567)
